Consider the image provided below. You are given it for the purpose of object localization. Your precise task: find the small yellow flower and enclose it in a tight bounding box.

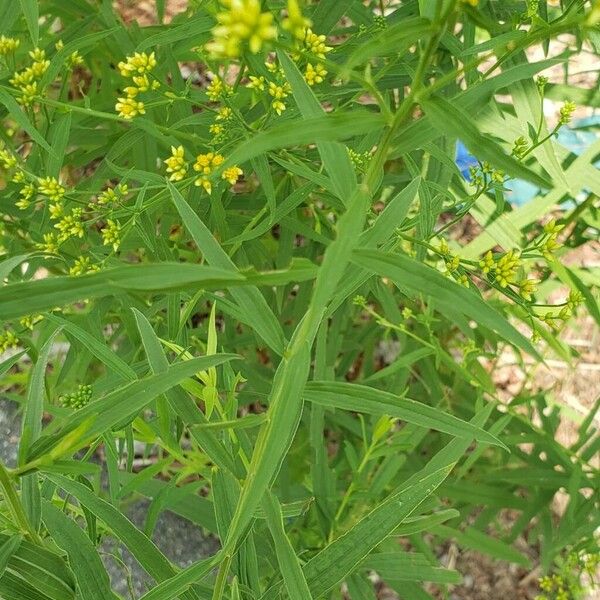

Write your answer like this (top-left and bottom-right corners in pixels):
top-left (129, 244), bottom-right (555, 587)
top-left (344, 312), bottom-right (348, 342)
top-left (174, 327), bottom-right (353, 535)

top-left (115, 97), bottom-right (145, 119)
top-left (101, 219), bottom-right (122, 252)
top-left (303, 28), bottom-right (332, 58)
top-left (268, 81), bottom-right (291, 115)
top-left (36, 232), bottom-right (60, 254)
top-left (164, 145), bottom-right (188, 181)
top-left (304, 62), bottom-right (327, 86)
top-left (97, 185), bottom-right (127, 206)
top-left (16, 82), bottom-right (39, 106)
top-left (222, 166), bottom-right (243, 186)
top-left (206, 76), bottom-right (232, 101)
top-left (0, 35), bottom-right (20, 55)
top-left (118, 51), bottom-right (157, 77)
top-left (38, 176), bottom-right (65, 201)
top-left (246, 75), bottom-right (266, 91)
top-left (216, 106), bottom-right (232, 121)
top-left (0, 149), bottom-right (17, 170)
top-left (48, 202), bottom-right (64, 220)
top-left (55, 208), bottom-right (85, 241)
top-left (69, 256), bottom-right (99, 276)
top-left (282, 0), bottom-right (312, 40)
top-left (519, 278), bottom-right (539, 301)
top-left (495, 249), bottom-right (521, 287)
top-left (193, 152), bottom-right (225, 194)
top-left (559, 101), bottom-right (576, 125)
top-left (16, 183), bottom-right (35, 209)
top-left (0, 329), bottom-right (18, 353)
top-left (206, 0), bottom-right (277, 58)
top-left (11, 169), bottom-right (25, 183)
top-left (209, 123), bottom-right (225, 136)
top-left (479, 250), bottom-right (495, 274)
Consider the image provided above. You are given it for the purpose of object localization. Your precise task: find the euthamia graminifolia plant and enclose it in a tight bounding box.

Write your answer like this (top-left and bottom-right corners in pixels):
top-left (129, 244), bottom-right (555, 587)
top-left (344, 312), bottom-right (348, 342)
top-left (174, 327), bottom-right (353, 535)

top-left (0, 1), bottom-right (598, 599)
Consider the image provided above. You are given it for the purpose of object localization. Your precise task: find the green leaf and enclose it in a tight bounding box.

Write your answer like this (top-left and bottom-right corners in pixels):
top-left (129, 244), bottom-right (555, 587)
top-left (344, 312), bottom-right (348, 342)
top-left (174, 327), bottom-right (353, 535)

top-left (262, 492), bottom-right (314, 600)
top-left (301, 465), bottom-right (453, 598)
top-left (41, 501), bottom-right (118, 600)
top-left (224, 112), bottom-right (385, 168)
top-left (0, 536), bottom-right (21, 578)
top-left (19, 0), bottom-right (38, 45)
top-left (44, 314), bottom-right (137, 382)
top-left (45, 474), bottom-right (202, 600)
top-left (363, 552), bottom-right (462, 584)
top-left (0, 263), bottom-right (244, 320)
top-left (19, 329), bottom-right (59, 465)
top-left (304, 381), bottom-right (506, 448)
top-left (28, 354), bottom-right (238, 461)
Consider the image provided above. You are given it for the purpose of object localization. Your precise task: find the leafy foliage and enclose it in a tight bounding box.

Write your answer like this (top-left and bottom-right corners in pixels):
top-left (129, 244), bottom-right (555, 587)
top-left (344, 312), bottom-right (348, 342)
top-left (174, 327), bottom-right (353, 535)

top-left (0, 1), bottom-right (599, 599)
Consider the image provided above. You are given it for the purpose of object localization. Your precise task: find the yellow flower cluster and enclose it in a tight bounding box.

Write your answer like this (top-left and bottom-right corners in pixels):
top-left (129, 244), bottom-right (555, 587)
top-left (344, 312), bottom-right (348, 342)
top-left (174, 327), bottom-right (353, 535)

top-left (304, 62), bottom-right (327, 86)
top-left (303, 29), bottom-right (332, 58)
top-left (282, 0), bottom-right (312, 40)
top-left (206, 76), bottom-right (233, 102)
top-left (101, 219), bottom-right (122, 252)
top-left (115, 51), bottom-right (158, 119)
top-left (69, 256), bottom-right (100, 277)
top-left (39, 176), bottom-right (65, 202)
top-left (247, 75), bottom-right (266, 91)
top-left (479, 249), bottom-right (522, 288)
top-left (16, 183), bottom-right (35, 210)
top-left (0, 35), bottom-right (20, 55)
top-left (558, 100), bottom-right (576, 125)
top-left (0, 148), bottom-right (17, 170)
top-left (118, 51), bottom-right (157, 77)
top-left (54, 208), bottom-right (85, 242)
top-left (268, 81), bottom-right (291, 115)
top-left (519, 278), bottom-right (539, 301)
top-left (115, 96), bottom-right (146, 119)
top-left (164, 145), bottom-right (188, 181)
top-left (55, 40), bottom-right (84, 68)
top-left (206, 0), bottom-right (277, 58)
top-left (541, 218), bottom-right (564, 259)
top-left (0, 329), bottom-right (18, 353)
top-left (192, 152), bottom-right (242, 194)
top-left (97, 183), bottom-right (128, 206)
top-left (36, 232), bottom-right (59, 254)
top-left (10, 48), bottom-right (50, 106)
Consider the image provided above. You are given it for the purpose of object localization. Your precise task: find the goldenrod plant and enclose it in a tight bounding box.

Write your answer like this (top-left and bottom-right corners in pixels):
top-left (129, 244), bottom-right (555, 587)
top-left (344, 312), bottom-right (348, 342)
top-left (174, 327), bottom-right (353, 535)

top-left (0, 1), bottom-right (598, 599)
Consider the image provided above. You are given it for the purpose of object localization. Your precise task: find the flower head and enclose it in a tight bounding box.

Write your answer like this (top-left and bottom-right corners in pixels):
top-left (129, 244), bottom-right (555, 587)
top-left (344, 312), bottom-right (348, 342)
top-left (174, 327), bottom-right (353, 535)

top-left (268, 81), bottom-right (291, 115)
top-left (206, 0), bottom-right (277, 58)
top-left (102, 219), bottom-right (122, 251)
top-left (303, 28), bottom-right (332, 58)
top-left (206, 76), bottom-right (232, 102)
top-left (559, 101), bottom-right (576, 125)
top-left (304, 62), bottom-right (327, 86)
top-left (118, 52), bottom-right (157, 77)
top-left (116, 97), bottom-right (145, 119)
top-left (38, 176), bottom-right (65, 201)
top-left (60, 384), bottom-right (92, 409)
top-left (193, 152), bottom-right (225, 194)
top-left (222, 165), bottom-right (243, 186)
top-left (164, 145), bottom-right (188, 181)
top-left (246, 75), bottom-right (266, 91)
top-left (0, 36), bottom-right (19, 55)
top-left (519, 278), bottom-right (539, 301)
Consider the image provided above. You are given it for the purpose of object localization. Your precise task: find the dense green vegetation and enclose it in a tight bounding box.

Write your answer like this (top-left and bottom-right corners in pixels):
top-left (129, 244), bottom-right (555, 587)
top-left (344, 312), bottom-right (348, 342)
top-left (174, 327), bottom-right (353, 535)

top-left (0, 1), bottom-right (598, 598)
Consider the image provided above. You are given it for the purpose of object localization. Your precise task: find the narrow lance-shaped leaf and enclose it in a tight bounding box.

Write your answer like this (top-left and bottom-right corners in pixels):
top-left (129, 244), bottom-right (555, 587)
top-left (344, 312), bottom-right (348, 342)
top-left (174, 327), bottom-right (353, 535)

top-left (303, 381), bottom-right (506, 448)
